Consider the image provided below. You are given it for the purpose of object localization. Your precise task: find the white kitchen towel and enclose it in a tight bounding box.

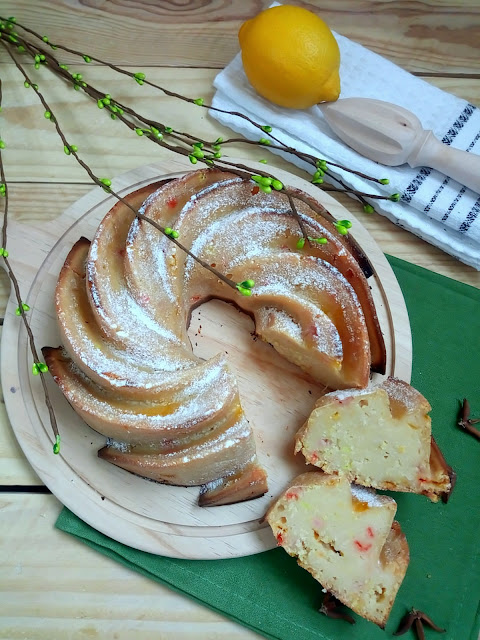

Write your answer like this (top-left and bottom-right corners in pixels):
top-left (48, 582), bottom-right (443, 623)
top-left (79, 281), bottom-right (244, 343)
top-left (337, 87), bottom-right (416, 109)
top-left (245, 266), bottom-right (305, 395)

top-left (211, 32), bottom-right (480, 271)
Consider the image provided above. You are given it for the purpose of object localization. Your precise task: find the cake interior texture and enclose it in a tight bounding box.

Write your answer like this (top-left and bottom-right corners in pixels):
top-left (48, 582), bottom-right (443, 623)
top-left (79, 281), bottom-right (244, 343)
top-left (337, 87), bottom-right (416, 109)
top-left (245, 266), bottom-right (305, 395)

top-left (266, 472), bottom-right (409, 627)
top-left (295, 377), bottom-right (452, 501)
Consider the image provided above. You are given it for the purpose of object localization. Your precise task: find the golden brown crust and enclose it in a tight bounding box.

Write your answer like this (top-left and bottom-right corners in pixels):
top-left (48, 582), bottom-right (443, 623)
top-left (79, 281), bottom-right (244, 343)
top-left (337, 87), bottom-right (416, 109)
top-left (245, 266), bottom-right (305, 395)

top-left (289, 187), bottom-right (386, 374)
top-left (199, 463), bottom-right (268, 506)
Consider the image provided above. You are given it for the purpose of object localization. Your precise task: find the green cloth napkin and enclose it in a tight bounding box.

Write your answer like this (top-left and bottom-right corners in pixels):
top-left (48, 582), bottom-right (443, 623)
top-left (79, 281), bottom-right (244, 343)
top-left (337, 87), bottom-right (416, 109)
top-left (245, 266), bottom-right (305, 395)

top-left (56, 256), bottom-right (480, 640)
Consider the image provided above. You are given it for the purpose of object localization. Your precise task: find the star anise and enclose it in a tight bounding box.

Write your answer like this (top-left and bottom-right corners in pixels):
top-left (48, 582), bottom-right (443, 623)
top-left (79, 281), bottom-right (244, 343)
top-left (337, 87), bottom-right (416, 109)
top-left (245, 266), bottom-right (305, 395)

top-left (457, 398), bottom-right (480, 441)
top-left (394, 608), bottom-right (445, 639)
top-left (319, 592), bottom-right (355, 624)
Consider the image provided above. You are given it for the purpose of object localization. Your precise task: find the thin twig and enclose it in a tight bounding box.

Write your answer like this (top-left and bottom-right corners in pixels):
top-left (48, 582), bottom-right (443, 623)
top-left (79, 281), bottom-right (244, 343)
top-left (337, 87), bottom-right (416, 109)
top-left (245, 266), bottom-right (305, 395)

top-left (0, 78), bottom-right (59, 447)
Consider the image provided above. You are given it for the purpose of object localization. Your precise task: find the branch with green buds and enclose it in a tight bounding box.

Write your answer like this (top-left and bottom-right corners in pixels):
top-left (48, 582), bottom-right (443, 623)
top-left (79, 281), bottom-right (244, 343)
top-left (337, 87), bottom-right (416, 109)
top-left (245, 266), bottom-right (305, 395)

top-left (0, 77), bottom-right (59, 453)
top-left (2, 41), bottom-right (257, 299)
top-left (0, 15), bottom-right (401, 208)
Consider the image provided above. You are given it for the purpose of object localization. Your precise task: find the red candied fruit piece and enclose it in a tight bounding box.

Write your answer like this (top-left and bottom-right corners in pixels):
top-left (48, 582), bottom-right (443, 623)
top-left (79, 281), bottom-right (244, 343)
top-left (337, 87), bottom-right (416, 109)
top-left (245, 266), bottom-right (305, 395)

top-left (251, 186), bottom-right (260, 195)
top-left (286, 490), bottom-right (299, 500)
top-left (276, 532), bottom-right (284, 545)
top-left (366, 527), bottom-right (374, 538)
top-left (310, 452), bottom-right (319, 463)
top-left (354, 540), bottom-right (372, 552)
top-left (167, 197), bottom-right (178, 208)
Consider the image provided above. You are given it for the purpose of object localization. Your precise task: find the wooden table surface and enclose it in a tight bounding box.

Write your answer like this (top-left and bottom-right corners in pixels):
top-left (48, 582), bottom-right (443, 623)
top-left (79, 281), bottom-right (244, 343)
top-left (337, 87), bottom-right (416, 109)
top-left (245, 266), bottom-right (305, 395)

top-left (0, 2), bottom-right (479, 638)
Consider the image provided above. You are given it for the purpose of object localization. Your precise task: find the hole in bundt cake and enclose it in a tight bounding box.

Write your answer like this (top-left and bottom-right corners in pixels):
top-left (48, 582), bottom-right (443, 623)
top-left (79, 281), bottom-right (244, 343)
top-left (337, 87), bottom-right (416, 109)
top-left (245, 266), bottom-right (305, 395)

top-left (187, 298), bottom-right (326, 465)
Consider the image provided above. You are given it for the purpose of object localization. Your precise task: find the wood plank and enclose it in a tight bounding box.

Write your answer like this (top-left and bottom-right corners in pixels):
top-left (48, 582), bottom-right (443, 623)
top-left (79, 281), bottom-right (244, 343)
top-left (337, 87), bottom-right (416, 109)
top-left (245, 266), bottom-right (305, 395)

top-left (0, 493), bottom-right (262, 639)
top-left (1, 1), bottom-right (479, 73)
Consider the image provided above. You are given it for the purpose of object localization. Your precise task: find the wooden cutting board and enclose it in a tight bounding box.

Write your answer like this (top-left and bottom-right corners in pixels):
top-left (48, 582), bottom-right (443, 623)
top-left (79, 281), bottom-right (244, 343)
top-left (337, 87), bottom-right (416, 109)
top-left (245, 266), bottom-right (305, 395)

top-left (0, 156), bottom-right (412, 559)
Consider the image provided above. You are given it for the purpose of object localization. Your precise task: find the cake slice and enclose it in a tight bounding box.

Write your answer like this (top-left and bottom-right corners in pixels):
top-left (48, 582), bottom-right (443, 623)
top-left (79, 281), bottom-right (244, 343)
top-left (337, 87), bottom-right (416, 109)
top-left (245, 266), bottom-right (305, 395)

top-left (266, 473), bottom-right (409, 627)
top-left (295, 377), bottom-right (454, 501)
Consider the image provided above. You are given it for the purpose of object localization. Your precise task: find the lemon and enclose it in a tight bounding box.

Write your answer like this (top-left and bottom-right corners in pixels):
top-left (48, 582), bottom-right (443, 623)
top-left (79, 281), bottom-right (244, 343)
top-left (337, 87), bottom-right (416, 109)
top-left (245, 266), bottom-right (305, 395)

top-left (238, 5), bottom-right (340, 109)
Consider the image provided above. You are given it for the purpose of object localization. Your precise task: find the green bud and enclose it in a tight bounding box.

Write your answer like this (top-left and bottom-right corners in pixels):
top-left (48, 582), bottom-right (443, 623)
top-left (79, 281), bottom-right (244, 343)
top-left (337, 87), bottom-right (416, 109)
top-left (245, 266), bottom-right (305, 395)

top-left (193, 142), bottom-right (204, 149)
top-left (239, 279), bottom-right (255, 289)
top-left (38, 362), bottom-right (49, 373)
top-left (193, 98), bottom-right (204, 106)
top-left (35, 62), bottom-right (40, 69)
top-left (363, 204), bottom-right (375, 214)
top-left (83, 55), bottom-right (92, 63)
top-left (102, 97), bottom-right (111, 105)
top-left (261, 125), bottom-right (272, 133)
top-left (314, 237), bottom-right (328, 245)
top-left (44, 111), bottom-right (51, 119)
top-left (192, 148), bottom-right (204, 158)
top-left (214, 137), bottom-right (223, 145)
top-left (251, 175), bottom-right (262, 183)
top-left (74, 84), bottom-right (80, 91)
top-left (53, 434), bottom-right (61, 455)
top-left (134, 72), bottom-right (146, 80)
top-left (271, 179), bottom-right (283, 191)
top-left (164, 126), bottom-right (173, 133)
top-left (260, 185), bottom-right (272, 193)
top-left (379, 178), bottom-right (390, 185)
top-left (40, 54), bottom-right (46, 61)
top-left (0, 248), bottom-right (4, 255)
top-left (135, 128), bottom-right (144, 136)
top-left (336, 225), bottom-right (348, 235)
top-left (7, 17), bottom-right (17, 23)
top-left (59, 64), bottom-right (69, 70)
top-left (171, 230), bottom-right (179, 239)
top-left (154, 131), bottom-right (163, 140)
top-left (34, 54), bottom-right (41, 63)
top-left (110, 113), bottom-right (117, 120)
top-left (316, 159), bottom-right (328, 169)
top-left (0, 140), bottom-right (6, 149)
top-left (390, 192), bottom-right (401, 202)
top-left (259, 138), bottom-right (271, 145)
top-left (97, 99), bottom-right (104, 109)
top-left (214, 151), bottom-right (222, 159)
top-left (64, 146), bottom-right (71, 155)
top-left (100, 178), bottom-right (112, 187)
top-left (188, 155), bottom-right (198, 164)
top-left (313, 169), bottom-right (324, 179)
top-left (17, 45), bottom-right (25, 52)
top-left (32, 363), bottom-right (40, 375)
top-left (32, 84), bottom-right (38, 90)
top-left (16, 302), bottom-right (30, 315)
top-left (259, 159), bottom-right (267, 164)
top-left (2, 249), bottom-right (8, 257)
top-left (259, 176), bottom-right (272, 186)
top-left (312, 178), bottom-right (324, 184)
top-left (296, 237), bottom-right (306, 250)
top-left (24, 81), bottom-right (30, 88)
top-left (42, 36), bottom-right (49, 42)
top-left (70, 145), bottom-right (78, 152)
top-left (338, 219), bottom-right (352, 229)
top-left (236, 285), bottom-right (252, 297)
top-left (135, 78), bottom-right (144, 85)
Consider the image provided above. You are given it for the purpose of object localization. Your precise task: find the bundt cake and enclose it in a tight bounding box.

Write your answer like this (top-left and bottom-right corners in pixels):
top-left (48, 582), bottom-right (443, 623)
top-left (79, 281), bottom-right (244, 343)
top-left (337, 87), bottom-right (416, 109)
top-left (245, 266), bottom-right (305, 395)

top-left (295, 377), bottom-right (454, 501)
top-left (266, 472), bottom-right (409, 627)
top-left (44, 168), bottom-right (385, 506)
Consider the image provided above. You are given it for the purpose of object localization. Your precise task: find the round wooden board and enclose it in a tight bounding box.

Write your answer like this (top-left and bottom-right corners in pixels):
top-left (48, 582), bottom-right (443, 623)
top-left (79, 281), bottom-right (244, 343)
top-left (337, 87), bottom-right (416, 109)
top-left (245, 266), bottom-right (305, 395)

top-left (1, 156), bottom-right (412, 559)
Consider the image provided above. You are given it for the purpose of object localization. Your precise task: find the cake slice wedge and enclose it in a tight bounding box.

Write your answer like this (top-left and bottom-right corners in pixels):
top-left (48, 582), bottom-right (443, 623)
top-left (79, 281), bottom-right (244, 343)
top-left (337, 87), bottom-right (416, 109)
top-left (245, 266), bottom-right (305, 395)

top-left (295, 377), bottom-right (454, 501)
top-left (266, 472), bottom-right (409, 627)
